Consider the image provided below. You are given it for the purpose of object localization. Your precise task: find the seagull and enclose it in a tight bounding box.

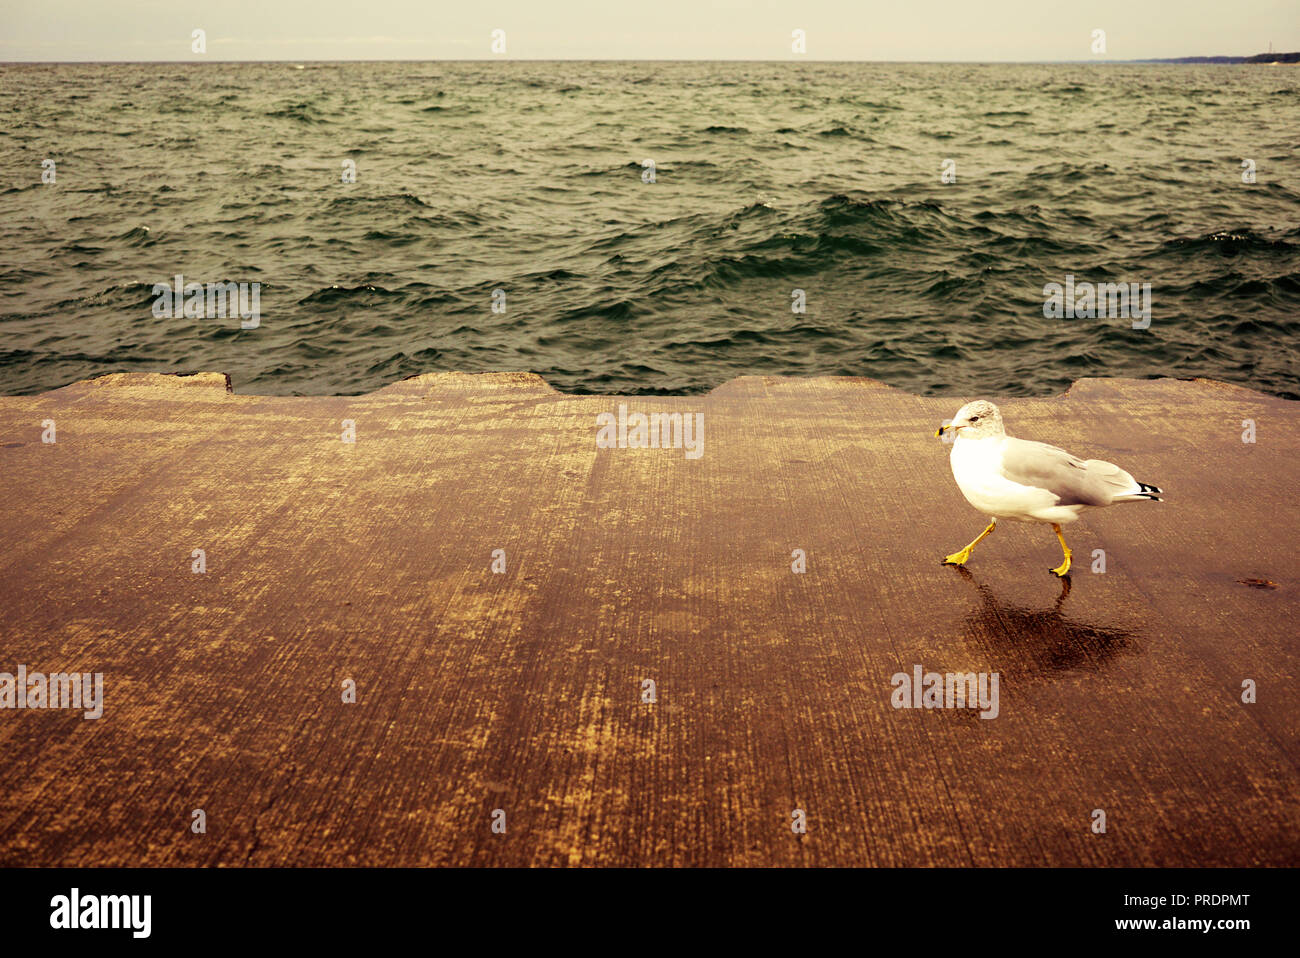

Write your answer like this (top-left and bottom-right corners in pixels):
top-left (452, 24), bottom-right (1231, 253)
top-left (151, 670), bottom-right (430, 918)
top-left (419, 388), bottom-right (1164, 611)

top-left (934, 400), bottom-right (1162, 577)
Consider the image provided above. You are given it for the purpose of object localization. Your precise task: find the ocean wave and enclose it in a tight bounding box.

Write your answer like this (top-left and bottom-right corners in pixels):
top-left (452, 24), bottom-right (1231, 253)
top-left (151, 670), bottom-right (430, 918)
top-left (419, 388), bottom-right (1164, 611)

top-left (322, 192), bottom-right (433, 214)
top-left (1162, 230), bottom-right (1297, 254)
top-left (265, 101), bottom-right (325, 124)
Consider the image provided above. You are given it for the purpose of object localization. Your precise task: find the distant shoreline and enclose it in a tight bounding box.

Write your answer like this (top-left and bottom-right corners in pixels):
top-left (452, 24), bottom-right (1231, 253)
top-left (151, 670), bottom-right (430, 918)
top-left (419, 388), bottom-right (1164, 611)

top-left (1142, 52), bottom-right (1300, 63)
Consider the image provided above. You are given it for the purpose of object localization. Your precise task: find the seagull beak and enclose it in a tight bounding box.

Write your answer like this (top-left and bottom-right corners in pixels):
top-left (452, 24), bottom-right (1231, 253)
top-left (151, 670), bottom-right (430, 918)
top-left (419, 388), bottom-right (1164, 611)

top-left (934, 425), bottom-right (946, 438)
top-left (935, 421), bottom-right (960, 438)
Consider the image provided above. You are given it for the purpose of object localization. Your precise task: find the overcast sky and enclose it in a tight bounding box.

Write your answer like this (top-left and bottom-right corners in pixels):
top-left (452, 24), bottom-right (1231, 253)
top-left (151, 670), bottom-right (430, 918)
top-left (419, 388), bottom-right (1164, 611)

top-left (2, 0), bottom-right (1297, 61)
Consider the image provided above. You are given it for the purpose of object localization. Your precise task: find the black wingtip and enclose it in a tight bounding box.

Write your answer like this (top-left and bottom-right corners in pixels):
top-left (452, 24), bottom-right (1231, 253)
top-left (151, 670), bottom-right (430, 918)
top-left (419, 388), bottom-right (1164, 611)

top-left (1138, 481), bottom-right (1163, 495)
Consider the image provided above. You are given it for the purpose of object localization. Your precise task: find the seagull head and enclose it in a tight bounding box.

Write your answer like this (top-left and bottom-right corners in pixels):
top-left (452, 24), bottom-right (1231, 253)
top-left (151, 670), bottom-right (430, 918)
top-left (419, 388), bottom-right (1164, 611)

top-left (935, 400), bottom-right (1005, 440)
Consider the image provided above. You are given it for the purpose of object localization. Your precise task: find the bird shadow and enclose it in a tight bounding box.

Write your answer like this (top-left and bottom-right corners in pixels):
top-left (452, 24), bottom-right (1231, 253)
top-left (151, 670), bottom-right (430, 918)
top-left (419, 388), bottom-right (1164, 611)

top-left (947, 565), bottom-right (1138, 676)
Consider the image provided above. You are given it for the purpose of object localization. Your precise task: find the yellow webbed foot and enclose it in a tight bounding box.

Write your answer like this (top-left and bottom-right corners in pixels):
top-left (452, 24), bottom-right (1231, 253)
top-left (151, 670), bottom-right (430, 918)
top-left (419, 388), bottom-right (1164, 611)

top-left (942, 520), bottom-right (996, 567)
top-left (1049, 523), bottom-right (1072, 577)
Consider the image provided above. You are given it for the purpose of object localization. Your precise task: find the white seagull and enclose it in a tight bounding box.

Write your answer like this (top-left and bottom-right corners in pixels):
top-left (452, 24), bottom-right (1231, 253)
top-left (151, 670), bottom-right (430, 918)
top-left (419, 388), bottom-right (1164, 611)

top-left (934, 400), bottom-right (1162, 577)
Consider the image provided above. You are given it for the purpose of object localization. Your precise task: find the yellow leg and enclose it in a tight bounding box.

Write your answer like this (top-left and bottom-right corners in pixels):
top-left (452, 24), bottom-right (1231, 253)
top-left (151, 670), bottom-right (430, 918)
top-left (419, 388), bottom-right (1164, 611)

top-left (1049, 523), bottom-right (1072, 577)
top-left (943, 520), bottom-right (996, 566)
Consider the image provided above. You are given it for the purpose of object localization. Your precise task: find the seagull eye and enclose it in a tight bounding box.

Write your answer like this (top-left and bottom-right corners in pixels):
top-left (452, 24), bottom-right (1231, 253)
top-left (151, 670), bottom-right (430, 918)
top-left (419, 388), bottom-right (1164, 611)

top-left (970, 415), bottom-right (980, 422)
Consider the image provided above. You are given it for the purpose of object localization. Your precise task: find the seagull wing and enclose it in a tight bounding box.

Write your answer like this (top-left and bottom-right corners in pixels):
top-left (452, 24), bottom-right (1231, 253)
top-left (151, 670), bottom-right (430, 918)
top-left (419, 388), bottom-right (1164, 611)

top-left (999, 437), bottom-right (1140, 507)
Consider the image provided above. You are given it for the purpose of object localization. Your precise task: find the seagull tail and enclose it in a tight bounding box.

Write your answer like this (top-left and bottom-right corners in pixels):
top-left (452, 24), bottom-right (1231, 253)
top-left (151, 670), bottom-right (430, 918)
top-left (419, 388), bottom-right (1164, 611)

top-left (1116, 481), bottom-right (1163, 503)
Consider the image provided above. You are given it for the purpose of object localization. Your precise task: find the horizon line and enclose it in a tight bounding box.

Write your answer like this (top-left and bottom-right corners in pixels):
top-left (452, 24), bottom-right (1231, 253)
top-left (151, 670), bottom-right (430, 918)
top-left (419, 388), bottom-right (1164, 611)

top-left (1, 56), bottom-right (1296, 65)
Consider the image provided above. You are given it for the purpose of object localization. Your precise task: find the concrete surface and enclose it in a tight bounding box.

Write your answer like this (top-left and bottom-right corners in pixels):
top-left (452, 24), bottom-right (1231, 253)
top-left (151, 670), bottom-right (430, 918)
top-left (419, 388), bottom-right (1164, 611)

top-left (0, 371), bottom-right (1295, 866)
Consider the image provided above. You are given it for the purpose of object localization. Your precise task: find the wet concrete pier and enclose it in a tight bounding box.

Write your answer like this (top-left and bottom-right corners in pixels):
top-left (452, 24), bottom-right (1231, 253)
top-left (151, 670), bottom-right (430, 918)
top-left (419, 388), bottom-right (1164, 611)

top-left (0, 372), bottom-right (1295, 866)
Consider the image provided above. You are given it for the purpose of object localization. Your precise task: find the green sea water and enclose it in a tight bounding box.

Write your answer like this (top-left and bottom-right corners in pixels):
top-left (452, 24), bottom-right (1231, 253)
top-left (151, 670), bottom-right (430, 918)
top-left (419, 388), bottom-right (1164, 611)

top-left (1, 61), bottom-right (1297, 397)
